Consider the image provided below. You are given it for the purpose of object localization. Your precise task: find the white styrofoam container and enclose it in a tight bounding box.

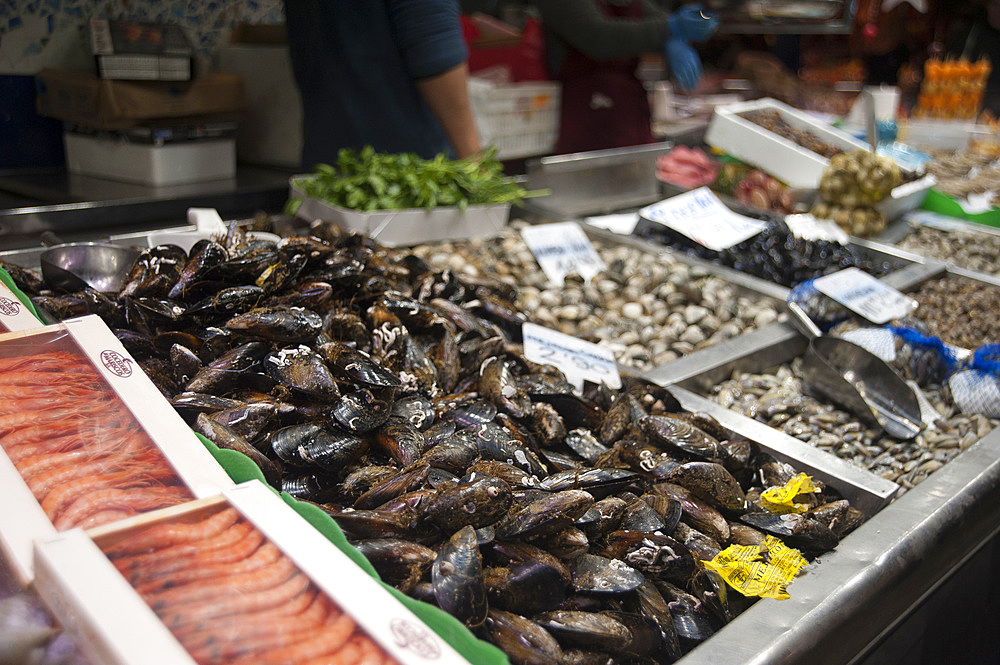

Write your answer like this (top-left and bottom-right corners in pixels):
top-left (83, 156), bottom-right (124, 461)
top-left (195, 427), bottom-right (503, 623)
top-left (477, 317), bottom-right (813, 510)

top-left (290, 176), bottom-right (510, 247)
top-left (64, 132), bottom-right (236, 186)
top-left (705, 97), bottom-right (870, 189)
top-left (0, 316), bottom-right (233, 585)
top-left (34, 482), bottom-right (474, 665)
top-left (0, 280), bottom-right (45, 332)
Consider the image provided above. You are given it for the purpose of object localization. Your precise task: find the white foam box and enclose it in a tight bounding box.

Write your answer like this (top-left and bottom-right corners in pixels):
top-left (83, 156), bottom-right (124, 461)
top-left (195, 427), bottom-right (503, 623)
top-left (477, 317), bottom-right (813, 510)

top-left (290, 176), bottom-right (510, 247)
top-left (705, 97), bottom-right (870, 190)
top-left (64, 132), bottom-right (236, 186)
top-left (0, 315), bottom-right (233, 585)
top-left (0, 280), bottom-right (45, 332)
top-left (34, 481), bottom-right (474, 665)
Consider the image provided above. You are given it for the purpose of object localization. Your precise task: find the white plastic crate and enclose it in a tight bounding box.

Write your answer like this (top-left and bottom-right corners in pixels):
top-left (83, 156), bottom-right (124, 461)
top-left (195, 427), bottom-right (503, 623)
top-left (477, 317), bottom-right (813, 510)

top-left (469, 77), bottom-right (560, 160)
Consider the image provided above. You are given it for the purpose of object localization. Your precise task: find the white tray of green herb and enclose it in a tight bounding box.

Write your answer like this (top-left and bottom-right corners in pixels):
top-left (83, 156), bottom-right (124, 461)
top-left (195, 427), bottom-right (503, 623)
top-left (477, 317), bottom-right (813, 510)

top-left (287, 148), bottom-right (536, 246)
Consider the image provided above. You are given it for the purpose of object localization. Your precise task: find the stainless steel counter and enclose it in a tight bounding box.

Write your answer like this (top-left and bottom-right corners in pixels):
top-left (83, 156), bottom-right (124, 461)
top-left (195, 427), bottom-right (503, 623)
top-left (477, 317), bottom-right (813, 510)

top-left (0, 165), bottom-right (293, 249)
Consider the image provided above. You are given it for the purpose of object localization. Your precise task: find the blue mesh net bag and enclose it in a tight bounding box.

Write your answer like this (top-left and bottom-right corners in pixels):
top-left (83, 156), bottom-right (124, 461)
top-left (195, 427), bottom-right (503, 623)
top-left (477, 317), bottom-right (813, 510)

top-left (947, 345), bottom-right (1000, 418)
top-left (829, 322), bottom-right (964, 387)
top-left (787, 278), bottom-right (852, 332)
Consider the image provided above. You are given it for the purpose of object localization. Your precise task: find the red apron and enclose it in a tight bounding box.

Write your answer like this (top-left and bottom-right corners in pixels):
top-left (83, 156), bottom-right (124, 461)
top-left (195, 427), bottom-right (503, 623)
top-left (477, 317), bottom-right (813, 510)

top-left (555, 0), bottom-right (654, 154)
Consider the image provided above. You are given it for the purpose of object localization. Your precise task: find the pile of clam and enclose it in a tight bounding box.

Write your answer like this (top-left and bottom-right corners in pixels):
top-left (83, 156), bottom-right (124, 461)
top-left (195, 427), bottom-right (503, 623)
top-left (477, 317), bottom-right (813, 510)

top-left (709, 363), bottom-right (997, 491)
top-left (6, 222), bottom-right (863, 665)
top-left (897, 224), bottom-right (1000, 277)
top-left (410, 223), bottom-right (781, 369)
top-left (908, 276), bottom-right (1000, 350)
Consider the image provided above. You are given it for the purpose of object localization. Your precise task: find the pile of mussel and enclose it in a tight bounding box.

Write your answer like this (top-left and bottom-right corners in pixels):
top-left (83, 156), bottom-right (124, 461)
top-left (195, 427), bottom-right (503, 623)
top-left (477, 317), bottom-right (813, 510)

top-left (9, 223), bottom-right (863, 664)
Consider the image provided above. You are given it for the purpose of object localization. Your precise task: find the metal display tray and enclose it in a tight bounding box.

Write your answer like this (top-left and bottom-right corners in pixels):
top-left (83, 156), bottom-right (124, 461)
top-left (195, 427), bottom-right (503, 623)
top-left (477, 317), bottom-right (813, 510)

top-left (640, 265), bottom-right (1000, 665)
top-left (874, 213), bottom-right (1000, 281)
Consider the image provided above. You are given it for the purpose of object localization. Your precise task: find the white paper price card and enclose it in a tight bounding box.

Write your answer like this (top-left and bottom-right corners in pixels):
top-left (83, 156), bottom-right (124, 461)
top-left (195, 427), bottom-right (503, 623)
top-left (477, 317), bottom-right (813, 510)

top-left (522, 322), bottom-right (621, 391)
top-left (784, 213), bottom-right (849, 244)
top-left (638, 187), bottom-right (767, 251)
top-left (813, 267), bottom-right (918, 324)
top-left (521, 221), bottom-right (606, 285)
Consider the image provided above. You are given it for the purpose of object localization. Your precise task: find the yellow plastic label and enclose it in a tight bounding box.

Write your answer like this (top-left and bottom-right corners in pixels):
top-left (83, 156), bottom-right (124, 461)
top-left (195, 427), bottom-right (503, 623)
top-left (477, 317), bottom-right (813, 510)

top-left (702, 536), bottom-right (808, 600)
top-left (760, 473), bottom-right (819, 514)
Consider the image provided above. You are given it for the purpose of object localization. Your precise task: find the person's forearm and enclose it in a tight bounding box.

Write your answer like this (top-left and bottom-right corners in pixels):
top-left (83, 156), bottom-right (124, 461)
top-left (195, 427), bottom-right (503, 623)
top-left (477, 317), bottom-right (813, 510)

top-left (416, 63), bottom-right (482, 159)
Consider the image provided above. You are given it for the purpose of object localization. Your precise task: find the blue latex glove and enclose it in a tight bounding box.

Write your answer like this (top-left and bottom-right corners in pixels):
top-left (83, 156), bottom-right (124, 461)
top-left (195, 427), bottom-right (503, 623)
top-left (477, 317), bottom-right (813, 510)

top-left (667, 4), bottom-right (719, 42)
top-left (665, 38), bottom-right (701, 92)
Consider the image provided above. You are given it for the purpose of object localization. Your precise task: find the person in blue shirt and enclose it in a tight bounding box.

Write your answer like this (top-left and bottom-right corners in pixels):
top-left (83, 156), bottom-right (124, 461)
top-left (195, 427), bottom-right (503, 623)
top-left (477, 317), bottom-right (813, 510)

top-left (285, 0), bottom-right (482, 168)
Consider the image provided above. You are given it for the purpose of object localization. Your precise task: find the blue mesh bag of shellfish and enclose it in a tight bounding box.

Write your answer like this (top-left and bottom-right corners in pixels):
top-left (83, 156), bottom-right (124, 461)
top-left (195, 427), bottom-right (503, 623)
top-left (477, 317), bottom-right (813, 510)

top-left (786, 278), bottom-right (852, 332)
top-left (828, 320), bottom-right (965, 387)
top-left (946, 345), bottom-right (1000, 418)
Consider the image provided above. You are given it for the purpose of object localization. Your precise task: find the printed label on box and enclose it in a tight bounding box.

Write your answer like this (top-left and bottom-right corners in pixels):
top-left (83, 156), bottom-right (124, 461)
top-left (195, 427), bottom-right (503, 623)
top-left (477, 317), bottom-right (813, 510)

top-left (521, 221), bottom-right (606, 285)
top-left (813, 267), bottom-right (917, 324)
top-left (522, 322), bottom-right (621, 390)
top-left (0, 282), bottom-right (43, 332)
top-left (639, 187), bottom-right (767, 251)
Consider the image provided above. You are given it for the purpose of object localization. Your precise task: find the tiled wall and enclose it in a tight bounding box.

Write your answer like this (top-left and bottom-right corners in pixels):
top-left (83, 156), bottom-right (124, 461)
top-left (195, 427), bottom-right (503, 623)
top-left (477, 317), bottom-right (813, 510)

top-left (0, 0), bottom-right (284, 74)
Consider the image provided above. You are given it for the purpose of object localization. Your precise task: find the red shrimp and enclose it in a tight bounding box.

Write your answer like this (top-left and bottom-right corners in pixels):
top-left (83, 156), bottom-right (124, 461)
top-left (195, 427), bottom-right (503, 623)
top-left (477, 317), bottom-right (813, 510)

top-left (182, 593), bottom-right (333, 661)
top-left (53, 485), bottom-right (191, 530)
top-left (42, 468), bottom-right (174, 521)
top-left (27, 449), bottom-right (170, 499)
top-left (348, 635), bottom-right (388, 665)
top-left (162, 572), bottom-right (312, 630)
top-left (145, 555), bottom-right (298, 611)
top-left (77, 509), bottom-right (135, 530)
top-left (9, 426), bottom-right (148, 466)
top-left (0, 404), bottom-right (118, 434)
top-left (300, 640), bottom-right (363, 665)
top-left (133, 541), bottom-right (283, 596)
top-left (0, 369), bottom-right (103, 388)
top-left (170, 587), bottom-right (319, 645)
top-left (228, 610), bottom-right (356, 665)
top-left (113, 522), bottom-right (261, 583)
top-left (103, 507), bottom-right (241, 558)
top-left (0, 351), bottom-right (86, 372)
top-left (0, 382), bottom-right (113, 400)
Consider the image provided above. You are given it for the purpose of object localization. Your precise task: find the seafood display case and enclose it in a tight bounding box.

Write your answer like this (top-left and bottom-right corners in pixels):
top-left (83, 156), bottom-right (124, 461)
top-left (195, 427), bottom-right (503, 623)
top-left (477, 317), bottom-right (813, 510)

top-left (641, 264), bottom-right (1000, 664)
top-left (1, 199), bottom-right (999, 665)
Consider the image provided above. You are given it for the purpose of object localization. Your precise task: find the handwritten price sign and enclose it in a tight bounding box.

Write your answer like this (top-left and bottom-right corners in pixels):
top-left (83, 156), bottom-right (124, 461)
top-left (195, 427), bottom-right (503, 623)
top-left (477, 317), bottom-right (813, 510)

top-left (638, 187), bottom-right (767, 251)
top-left (814, 267), bottom-right (917, 324)
top-left (522, 322), bottom-right (621, 391)
top-left (521, 222), bottom-right (606, 286)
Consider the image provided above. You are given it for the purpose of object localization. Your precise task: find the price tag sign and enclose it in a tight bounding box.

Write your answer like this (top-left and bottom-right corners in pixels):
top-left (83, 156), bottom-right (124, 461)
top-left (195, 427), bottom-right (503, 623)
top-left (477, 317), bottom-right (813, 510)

top-left (813, 267), bottom-right (917, 324)
top-left (583, 213), bottom-right (640, 235)
top-left (522, 322), bottom-right (621, 391)
top-left (521, 222), bottom-right (606, 285)
top-left (638, 187), bottom-right (767, 251)
top-left (784, 213), bottom-right (849, 244)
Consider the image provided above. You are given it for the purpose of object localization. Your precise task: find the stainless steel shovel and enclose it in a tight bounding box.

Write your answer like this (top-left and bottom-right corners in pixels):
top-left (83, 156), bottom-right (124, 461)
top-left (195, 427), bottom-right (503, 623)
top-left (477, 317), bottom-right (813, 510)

top-left (787, 301), bottom-right (923, 440)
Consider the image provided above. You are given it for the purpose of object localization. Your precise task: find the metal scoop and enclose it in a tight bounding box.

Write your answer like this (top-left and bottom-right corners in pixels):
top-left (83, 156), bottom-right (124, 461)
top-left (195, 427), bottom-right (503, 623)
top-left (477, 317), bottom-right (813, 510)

top-left (40, 242), bottom-right (140, 293)
top-left (787, 301), bottom-right (923, 440)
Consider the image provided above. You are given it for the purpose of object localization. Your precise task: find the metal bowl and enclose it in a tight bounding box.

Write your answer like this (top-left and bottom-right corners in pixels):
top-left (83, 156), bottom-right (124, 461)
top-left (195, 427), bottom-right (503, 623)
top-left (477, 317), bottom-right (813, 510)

top-left (40, 243), bottom-right (141, 293)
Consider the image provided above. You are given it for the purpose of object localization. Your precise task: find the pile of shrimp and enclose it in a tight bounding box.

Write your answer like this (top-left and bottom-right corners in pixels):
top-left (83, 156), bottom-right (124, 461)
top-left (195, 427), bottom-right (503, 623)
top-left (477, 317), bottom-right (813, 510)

top-left (0, 349), bottom-right (191, 529)
top-left (104, 507), bottom-right (399, 665)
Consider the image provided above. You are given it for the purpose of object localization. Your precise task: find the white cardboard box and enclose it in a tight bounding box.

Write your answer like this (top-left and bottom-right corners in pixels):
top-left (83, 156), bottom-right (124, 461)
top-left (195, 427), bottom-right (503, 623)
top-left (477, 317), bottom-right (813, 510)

top-left (0, 281), bottom-right (45, 332)
top-left (34, 482), bottom-right (474, 665)
top-left (64, 132), bottom-right (236, 186)
top-left (0, 316), bottom-right (233, 585)
top-left (705, 98), bottom-right (870, 190)
top-left (291, 176), bottom-right (510, 247)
